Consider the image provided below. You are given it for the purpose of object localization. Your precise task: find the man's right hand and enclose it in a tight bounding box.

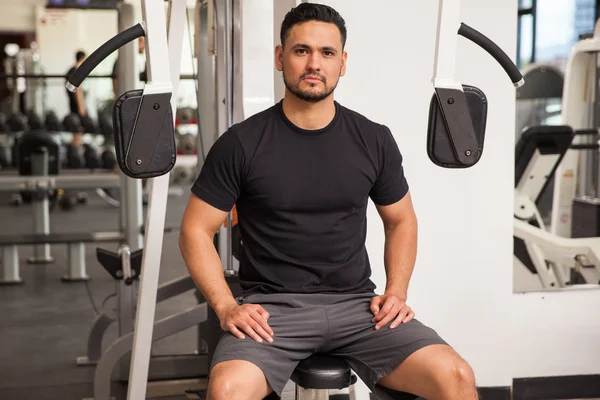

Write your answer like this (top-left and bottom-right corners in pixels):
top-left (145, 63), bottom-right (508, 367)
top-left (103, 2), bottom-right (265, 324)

top-left (218, 303), bottom-right (274, 343)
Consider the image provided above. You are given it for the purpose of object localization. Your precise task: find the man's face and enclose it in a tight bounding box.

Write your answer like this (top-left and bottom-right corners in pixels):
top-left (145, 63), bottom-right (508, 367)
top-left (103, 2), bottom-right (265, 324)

top-left (276, 21), bottom-right (347, 103)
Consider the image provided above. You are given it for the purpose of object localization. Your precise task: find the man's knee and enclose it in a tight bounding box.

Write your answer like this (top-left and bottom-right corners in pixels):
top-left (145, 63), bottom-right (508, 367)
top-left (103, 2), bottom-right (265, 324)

top-left (207, 360), bottom-right (272, 400)
top-left (449, 357), bottom-right (476, 387)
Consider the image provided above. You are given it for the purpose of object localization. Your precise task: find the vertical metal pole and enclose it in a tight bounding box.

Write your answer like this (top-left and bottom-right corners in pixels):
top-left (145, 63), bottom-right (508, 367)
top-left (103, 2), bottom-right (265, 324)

top-left (28, 148), bottom-right (52, 264)
top-left (126, 1), bottom-right (186, 399)
top-left (118, 2), bottom-right (144, 252)
top-left (224, 0), bottom-right (234, 275)
top-left (196, 0), bottom-right (215, 168)
top-left (432, 0), bottom-right (462, 90)
top-left (116, 2), bottom-right (142, 381)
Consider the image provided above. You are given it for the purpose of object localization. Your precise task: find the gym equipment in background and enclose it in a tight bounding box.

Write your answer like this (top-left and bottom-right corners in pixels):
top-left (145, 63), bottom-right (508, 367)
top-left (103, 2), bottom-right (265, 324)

top-left (65, 2), bottom-right (192, 399)
top-left (514, 125), bottom-right (600, 288)
top-left (427, 3), bottom-right (524, 169)
top-left (67, 22), bottom-right (176, 180)
top-left (0, 129), bottom-right (122, 285)
top-left (515, 64), bottom-right (564, 224)
top-left (515, 63), bottom-right (564, 135)
top-left (551, 22), bottom-right (600, 240)
top-left (515, 126), bottom-right (581, 288)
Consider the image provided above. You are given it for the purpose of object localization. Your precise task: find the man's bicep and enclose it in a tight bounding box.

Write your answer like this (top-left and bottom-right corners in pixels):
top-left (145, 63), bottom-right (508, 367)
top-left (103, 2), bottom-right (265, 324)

top-left (181, 194), bottom-right (231, 237)
top-left (375, 191), bottom-right (416, 228)
top-left (369, 125), bottom-right (409, 205)
top-left (191, 129), bottom-right (244, 211)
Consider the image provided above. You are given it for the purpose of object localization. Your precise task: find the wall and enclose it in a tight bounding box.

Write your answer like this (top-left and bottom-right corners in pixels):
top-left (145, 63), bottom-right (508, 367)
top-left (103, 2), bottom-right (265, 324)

top-left (0, 0), bottom-right (44, 33)
top-left (35, 6), bottom-right (118, 120)
top-left (512, 287), bottom-right (600, 378)
top-left (309, 0), bottom-right (516, 394)
top-left (242, 0), bottom-right (274, 117)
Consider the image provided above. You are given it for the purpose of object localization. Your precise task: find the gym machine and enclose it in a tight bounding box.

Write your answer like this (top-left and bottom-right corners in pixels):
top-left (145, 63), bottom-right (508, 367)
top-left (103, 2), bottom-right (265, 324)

top-left (511, 23), bottom-right (600, 290)
top-left (552, 20), bottom-right (600, 240)
top-left (513, 125), bottom-right (600, 289)
top-left (515, 63), bottom-right (564, 137)
top-left (66, 0), bottom-right (523, 399)
top-left (512, 21), bottom-right (600, 290)
top-left (66, 2), bottom-right (225, 399)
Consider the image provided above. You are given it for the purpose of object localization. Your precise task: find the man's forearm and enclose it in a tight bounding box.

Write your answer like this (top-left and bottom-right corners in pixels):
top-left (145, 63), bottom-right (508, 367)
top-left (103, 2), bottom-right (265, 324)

top-left (179, 230), bottom-right (238, 317)
top-left (383, 216), bottom-right (418, 301)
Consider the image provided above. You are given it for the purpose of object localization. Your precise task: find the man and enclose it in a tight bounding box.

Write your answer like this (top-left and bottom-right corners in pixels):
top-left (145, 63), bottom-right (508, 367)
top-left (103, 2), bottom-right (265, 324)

top-left (66, 50), bottom-right (87, 118)
top-left (179, 3), bottom-right (478, 400)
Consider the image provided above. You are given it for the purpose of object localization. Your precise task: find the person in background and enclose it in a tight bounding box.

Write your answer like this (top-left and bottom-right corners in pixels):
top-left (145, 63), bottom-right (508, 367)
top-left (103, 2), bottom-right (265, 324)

top-left (66, 50), bottom-right (87, 118)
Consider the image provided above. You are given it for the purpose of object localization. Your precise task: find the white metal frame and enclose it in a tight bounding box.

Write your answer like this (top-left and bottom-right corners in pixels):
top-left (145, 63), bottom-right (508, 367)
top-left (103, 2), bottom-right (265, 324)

top-left (551, 20), bottom-right (600, 238)
top-left (514, 149), bottom-right (600, 289)
top-left (126, 1), bottom-right (187, 399)
top-left (432, 0), bottom-right (463, 91)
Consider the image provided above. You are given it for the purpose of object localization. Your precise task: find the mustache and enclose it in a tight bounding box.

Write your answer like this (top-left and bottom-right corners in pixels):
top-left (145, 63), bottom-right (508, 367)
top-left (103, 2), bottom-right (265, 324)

top-left (301, 72), bottom-right (326, 82)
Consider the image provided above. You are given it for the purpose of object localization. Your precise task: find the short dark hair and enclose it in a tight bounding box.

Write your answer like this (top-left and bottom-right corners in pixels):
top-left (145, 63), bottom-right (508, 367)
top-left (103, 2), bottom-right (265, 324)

top-left (75, 51), bottom-right (86, 62)
top-left (280, 3), bottom-right (347, 49)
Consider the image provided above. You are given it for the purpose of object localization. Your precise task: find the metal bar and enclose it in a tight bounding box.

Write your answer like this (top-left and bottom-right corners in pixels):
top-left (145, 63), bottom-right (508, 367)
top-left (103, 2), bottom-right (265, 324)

top-left (126, 1), bottom-right (187, 399)
top-left (531, 0), bottom-right (537, 62)
top-left (93, 303), bottom-right (208, 400)
top-left (196, 0), bottom-right (214, 167)
top-left (117, 1), bottom-right (144, 255)
top-left (29, 150), bottom-right (52, 264)
top-left (224, 0), bottom-right (234, 274)
top-left (0, 174), bottom-right (120, 191)
top-left (0, 74), bottom-right (198, 79)
top-left (76, 313), bottom-right (114, 364)
top-left (0, 245), bottom-right (22, 284)
top-left (432, 0), bottom-right (462, 90)
top-left (63, 242), bottom-right (88, 281)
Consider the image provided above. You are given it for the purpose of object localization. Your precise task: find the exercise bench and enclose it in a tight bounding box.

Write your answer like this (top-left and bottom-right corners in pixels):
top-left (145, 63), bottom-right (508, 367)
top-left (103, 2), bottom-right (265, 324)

top-left (0, 231), bottom-right (123, 284)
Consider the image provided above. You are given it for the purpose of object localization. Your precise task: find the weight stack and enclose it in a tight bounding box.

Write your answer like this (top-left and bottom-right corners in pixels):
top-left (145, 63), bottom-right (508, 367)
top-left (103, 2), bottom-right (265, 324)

top-left (571, 197), bottom-right (600, 238)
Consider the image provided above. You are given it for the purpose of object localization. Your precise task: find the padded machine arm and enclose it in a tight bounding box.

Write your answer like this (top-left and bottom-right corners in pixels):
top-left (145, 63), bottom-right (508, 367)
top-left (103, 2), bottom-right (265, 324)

top-left (429, 0), bottom-right (524, 168)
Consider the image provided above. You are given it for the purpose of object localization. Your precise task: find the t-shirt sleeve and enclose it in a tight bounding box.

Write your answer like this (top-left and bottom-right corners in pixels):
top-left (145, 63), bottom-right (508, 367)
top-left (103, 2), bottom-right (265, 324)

top-left (369, 125), bottom-right (410, 205)
top-left (191, 129), bottom-right (244, 212)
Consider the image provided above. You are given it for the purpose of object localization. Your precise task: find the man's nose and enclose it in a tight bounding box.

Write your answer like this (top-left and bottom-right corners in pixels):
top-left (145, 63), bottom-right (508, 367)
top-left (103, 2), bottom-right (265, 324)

top-left (306, 53), bottom-right (322, 71)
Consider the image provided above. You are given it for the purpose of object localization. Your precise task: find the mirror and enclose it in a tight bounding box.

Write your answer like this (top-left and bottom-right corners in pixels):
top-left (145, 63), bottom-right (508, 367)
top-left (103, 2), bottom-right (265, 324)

top-left (513, 52), bottom-right (600, 292)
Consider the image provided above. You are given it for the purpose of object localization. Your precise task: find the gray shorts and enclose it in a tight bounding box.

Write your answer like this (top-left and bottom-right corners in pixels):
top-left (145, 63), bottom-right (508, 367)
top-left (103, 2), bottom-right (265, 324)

top-left (210, 292), bottom-right (448, 399)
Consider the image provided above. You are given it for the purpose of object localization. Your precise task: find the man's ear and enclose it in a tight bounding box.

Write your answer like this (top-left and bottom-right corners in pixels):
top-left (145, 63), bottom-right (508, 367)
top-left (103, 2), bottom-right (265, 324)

top-left (340, 51), bottom-right (348, 77)
top-left (275, 45), bottom-right (284, 72)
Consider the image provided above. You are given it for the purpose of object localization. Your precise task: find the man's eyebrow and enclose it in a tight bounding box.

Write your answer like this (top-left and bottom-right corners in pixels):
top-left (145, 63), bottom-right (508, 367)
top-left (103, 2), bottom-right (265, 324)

top-left (291, 43), bottom-right (338, 52)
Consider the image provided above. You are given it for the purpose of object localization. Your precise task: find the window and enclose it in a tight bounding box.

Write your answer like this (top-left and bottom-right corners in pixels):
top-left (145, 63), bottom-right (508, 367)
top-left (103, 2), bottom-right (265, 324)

top-left (516, 0), bottom-right (598, 70)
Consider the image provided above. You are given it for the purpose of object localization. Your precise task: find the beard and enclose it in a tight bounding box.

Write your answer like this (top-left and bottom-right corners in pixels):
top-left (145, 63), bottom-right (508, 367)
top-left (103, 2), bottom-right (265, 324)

top-left (282, 68), bottom-right (339, 103)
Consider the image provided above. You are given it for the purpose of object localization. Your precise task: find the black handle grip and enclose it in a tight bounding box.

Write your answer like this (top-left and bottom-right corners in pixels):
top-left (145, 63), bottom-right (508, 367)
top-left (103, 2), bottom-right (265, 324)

top-left (574, 129), bottom-right (599, 136)
top-left (65, 23), bottom-right (145, 92)
top-left (570, 144), bottom-right (600, 150)
top-left (458, 23), bottom-right (524, 87)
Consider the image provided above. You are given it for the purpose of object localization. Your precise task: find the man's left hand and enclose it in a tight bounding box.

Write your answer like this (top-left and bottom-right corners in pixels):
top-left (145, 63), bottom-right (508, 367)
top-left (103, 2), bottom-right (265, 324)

top-left (370, 294), bottom-right (415, 329)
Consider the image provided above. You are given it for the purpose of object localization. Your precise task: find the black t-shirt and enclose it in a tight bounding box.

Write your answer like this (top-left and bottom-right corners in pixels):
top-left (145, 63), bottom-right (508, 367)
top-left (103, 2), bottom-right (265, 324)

top-left (191, 100), bottom-right (409, 296)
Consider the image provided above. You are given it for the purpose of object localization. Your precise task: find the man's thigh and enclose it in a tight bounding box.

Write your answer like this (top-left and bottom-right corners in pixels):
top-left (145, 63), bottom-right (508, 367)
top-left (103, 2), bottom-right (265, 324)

top-left (323, 294), bottom-right (448, 395)
top-left (210, 294), bottom-right (328, 397)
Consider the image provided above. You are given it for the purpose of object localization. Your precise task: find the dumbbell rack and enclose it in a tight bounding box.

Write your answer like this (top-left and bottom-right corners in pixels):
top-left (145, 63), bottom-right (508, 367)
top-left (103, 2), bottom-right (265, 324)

top-left (0, 158), bottom-right (122, 284)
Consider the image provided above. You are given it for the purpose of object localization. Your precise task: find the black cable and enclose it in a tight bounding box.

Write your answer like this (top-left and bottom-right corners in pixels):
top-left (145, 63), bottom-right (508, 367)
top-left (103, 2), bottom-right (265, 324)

top-left (84, 279), bottom-right (100, 316)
